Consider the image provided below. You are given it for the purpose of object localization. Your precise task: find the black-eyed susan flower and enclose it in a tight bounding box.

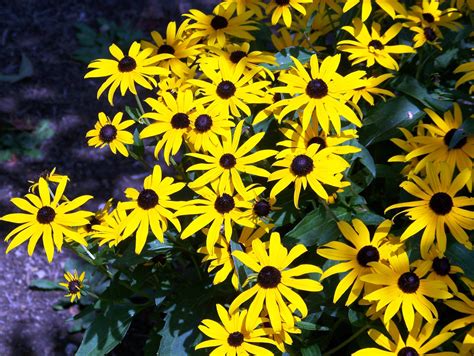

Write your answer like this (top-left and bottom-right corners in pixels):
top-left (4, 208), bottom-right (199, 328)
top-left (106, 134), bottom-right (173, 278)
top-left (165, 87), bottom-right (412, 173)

top-left (385, 164), bottom-right (474, 256)
top-left (141, 20), bottom-right (203, 79)
top-left (338, 19), bottom-right (416, 71)
top-left (84, 42), bottom-right (170, 105)
top-left (189, 57), bottom-right (270, 118)
top-left (59, 270), bottom-right (86, 302)
top-left (245, 186), bottom-right (276, 231)
top-left (405, 0), bottom-right (463, 32)
top-left (90, 205), bottom-right (127, 247)
top-left (353, 315), bottom-right (456, 355)
top-left (185, 4), bottom-right (257, 48)
top-left (1, 178), bottom-right (92, 262)
top-left (187, 120), bottom-right (276, 198)
top-left (219, 0), bottom-right (265, 17)
top-left (272, 54), bottom-right (365, 133)
top-left (195, 304), bottom-right (275, 355)
top-left (317, 219), bottom-right (397, 306)
top-left (388, 124), bottom-right (427, 177)
top-left (177, 182), bottom-right (255, 252)
top-left (78, 198), bottom-right (113, 239)
top-left (343, 0), bottom-right (406, 21)
top-left (269, 143), bottom-right (350, 208)
top-left (139, 90), bottom-right (195, 165)
top-left (443, 292), bottom-right (474, 345)
top-left (454, 60), bottom-right (474, 94)
top-left (28, 168), bottom-right (68, 193)
top-left (349, 74), bottom-right (395, 106)
top-left (412, 246), bottom-right (464, 293)
top-left (264, 0), bottom-right (312, 28)
top-left (410, 25), bottom-right (443, 50)
top-left (229, 232), bottom-right (323, 332)
top-left (361, 251), bottom-right (452, 330)
top-left (86, 112), bottom-right (134, 157)
top-left (118, 165), bottom-right (185, 254)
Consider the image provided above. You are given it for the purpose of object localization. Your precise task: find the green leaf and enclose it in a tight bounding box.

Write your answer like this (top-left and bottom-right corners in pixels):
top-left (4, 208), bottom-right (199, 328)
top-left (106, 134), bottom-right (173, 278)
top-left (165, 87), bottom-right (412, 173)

top-left (0, 53), bottom-right (34, 83)
top-left (76, 303), bottom-right (137, 356)
top-left (29, 279), bottom-right (63, 291)
top-left (445, 243), bottom-right (474, 280)
top-left (260, 46), bottom-right (313, 72)
top-left (301, 344), bottom-right (322, 356)
top-left (434, 48), bottom-right (459, 70)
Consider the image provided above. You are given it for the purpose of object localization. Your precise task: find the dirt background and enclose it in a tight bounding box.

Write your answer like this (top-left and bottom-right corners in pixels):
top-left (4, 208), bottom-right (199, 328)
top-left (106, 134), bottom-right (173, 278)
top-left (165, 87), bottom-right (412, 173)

top-left (0, 0), bottom-right (214, 355)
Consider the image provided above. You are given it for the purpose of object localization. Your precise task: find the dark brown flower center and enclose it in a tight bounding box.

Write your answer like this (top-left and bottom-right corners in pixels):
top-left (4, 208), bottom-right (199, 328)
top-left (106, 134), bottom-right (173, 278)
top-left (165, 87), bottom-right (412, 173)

top-left (216, 80), bottom-right (236, 99)
top-left (194, 114), bottom-right (213, 132)
top-left (230, 50), bottom-right (247, 64)
top-left (137, 189), bottom-right (159, 210)
top-left (118, 56), bottom-right (137, 72)
top-left (432, 257), bottom-right (451, 276)
top-left (307, 136), bottom-right (327, 151)
top-left (171, 113), bottom-right (190, 129)
top-left (398, 272), bottom-right (420, 293)
top-left (227, 331), bottom-right (244, 347)
top-left (422, 13), bottom-right (435, 23)
top-left (36, 206), bottom-right (56, 224)
top-left (368, 40), bottom-right (384, 50)
top-left (214, 193), bottom-right (235, 214)
top-left (429, 192), bottom-right (453, 215)
top-left (68, 280), bottom-right (81, 293)
top-left (357, 246), bottom-right (380, 267)
top-left (291, 154), bottom-right (314, 176)
top-left (253, 200), bottom-right (271, 217)
top-left (211, 15), bottom-right (228, 30)
top-left (85, 216), bottom-right (101, 232)
top-left (157, 44), bottom-right (175, 55)
top-left (275, 0), bottom-right (290, 5)
top-left (99, 124), bottom-right (117, 143)
top-left (423, 27), bottom-right (437, 41)
top-left (443, 128), bottom-right (467, 149)
top-left (306, 79), bottom-right (328, 99)
top-left (219, 153), bottom-right (236, 169)
top-left (398, 347), bottom-right (419, 356)
top-left (257, 266), bottom-right (281, 288)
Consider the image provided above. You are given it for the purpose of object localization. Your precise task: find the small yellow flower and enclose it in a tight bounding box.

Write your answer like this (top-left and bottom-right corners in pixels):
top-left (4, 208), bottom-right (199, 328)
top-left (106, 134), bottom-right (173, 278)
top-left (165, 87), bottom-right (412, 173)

top-left (59, 270), bottom-right (86, 303)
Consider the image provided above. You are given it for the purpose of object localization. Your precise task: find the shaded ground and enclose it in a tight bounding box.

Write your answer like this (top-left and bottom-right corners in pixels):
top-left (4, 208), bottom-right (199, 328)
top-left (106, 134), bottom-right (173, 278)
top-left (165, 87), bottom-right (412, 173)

top-left (0, 0), bottom-right (213, 354)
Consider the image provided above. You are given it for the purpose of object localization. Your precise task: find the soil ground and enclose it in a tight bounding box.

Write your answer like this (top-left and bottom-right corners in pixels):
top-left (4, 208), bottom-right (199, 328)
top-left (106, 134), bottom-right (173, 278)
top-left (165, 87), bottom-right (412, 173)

top-left (0, 0), bottom-right (213, 354)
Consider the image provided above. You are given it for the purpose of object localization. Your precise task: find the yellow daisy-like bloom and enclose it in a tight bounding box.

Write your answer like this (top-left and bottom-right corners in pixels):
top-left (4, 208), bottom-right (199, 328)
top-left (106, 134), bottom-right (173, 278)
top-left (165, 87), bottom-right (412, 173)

top-left (177, 182), bottom-right (255, 252)
top-left (317, 219), bottom-right (396, 306)
top-left (187, 104), bottom-right (235, 153)
top-left (443, 292), bottom-right (474, 344)
top-left (361, 251), bottom-right (452, 330)
top-left (28, 167), bottom-right (68, 193)
top-left (454, 60), bottom-right (474, 94)
top-left (78, 198), bottom-right (113, 239)
top-left (59, 270), bottom-right (86, 303)
top-left (184, 4), bottom-right (257, 48)
top-left (385, 164), bottom-right (474, 256)
top-left (343, 0), bottom-right (406, 21)
top-left (388, 124), bottom-right (427, 177)
top-left (141, 20), bottom-right (203, 79)
top-left (273, 54), bottom-right (365, 133)
top-left (265, 0), bottom-right (312, 28)
top-left (90, 206), bottom-right (127, 247)
top-left (86, 112), bottom-right (134, 157)
top-left (412, 246), bottom-right (464, 293)
top-left (244, 186), bottom-right (276, 232)
top-left (229, 232), bottom-right (323, 332)
top-left (195, 304), bottom-right (275, 355)
top-left (84, 42), bottom-right (170, 105)
top-left (187, 120), bottom-right (276, 198)
top-left (269, 143), bottom-right (350, 208)
top-left (410, 25), bottom-right (443, 50)
top-left (349, 74), bottom-right (395, 106)
top-left (156, 70), bottom-right (195, 100)
top-left (139, 90), bottom-right (195, 165)
top-left (189, 57), bottom-right (270, 118)
top-left (1, 178), bottom-right (92, 262)
top-left (118, 165), bottom-right (185, 254)
top-left (405, 0), bottom-right (463, 32)
top-left (353, 315), bottom-right (456, 356)
top-left (404, 103), bottom-right (474, 181)
top-left (338, 19), bottom-right (416, 71)
top-left (219, 0), bottom-right (265, 17)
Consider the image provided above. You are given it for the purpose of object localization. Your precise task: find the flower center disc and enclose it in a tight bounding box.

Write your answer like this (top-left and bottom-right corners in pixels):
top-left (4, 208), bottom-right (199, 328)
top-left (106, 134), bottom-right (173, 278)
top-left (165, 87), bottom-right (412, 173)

top-left (398, 272), bottom-right (420, 293)
top-left (157, 44), bottom-right (175, 55)
top-left (118, 56), bottom-right (137, 72)
top-left (227, 331), bottom-right (244, 347)
top-left (194, 114), bottom-right (213, 132)
top-left (211, 15), bottom-right (228, 30)
top-left (257, 266), bottom-right (281, 288)
top-left (398, 346), bottom-right (419, 356)
top-left (422, 13), bottom-right (435, 23)
top-left (216, 80), bottom-right (236, 99)
top-left (219, 153), bottom-right (237, 169)
top-left (443, 128), bottom-right (467, 149)
top-left (423, 27), bottom-right (436, 41)
top-left (171, 113), bottom-right (190, 129)
top-left (253, 200), bottom-right (271, 217)
top-left (368, 40), bottom-right (384, 50)
top-left (137, 189), bottom-right (159, 210)
top-left (230, 50), bottom-right (247, 64)
top-left (36, 206), bottom-right (56, 224)
top-left (357, 246), bottom-right (380, 267)
top-left (291, 154), bottom-right (314, 176)
top-left (68, 280), bottom-right (81, 293)
top-left (214, 193), bottom-right (235, 214)
top-left (306, 79), bottom-right (328, 99)
top-left (429, 192), bottom-right (453, 215)
top-left (307, 136), bottom-right (327, 151)
top-left (432, 257), bottom-right (451, 276)
top-left (99, 124), bottom-right (118, 143)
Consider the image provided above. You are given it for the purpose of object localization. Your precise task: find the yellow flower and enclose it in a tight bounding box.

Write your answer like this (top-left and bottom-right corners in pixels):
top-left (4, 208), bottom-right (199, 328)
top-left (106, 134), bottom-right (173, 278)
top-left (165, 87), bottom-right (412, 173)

top-left (195, 304), bottom-right (275, 355)
top-left (443, 292), bottom-right (474, 352)
top-left (229, 232), bottom-right (323, 332)
top-left (219, 0), bottom-right (265, 18)
top-left (264, 0), bottom-right (312, 28)
top-left (454, 60), bottom-right (474, 94)
top-left (349, 74), bottom-right (395, 106)
top-left (273, 54), bottom-right (365, 133)
top-left (28, 167), bottom-right (69, 193)
top-left (59, 270), bottom-right (86, 303)
top-left (84, 42), bottom-right (170, 105)
top-left (361, 251), bottom-right (452, 330)
top-left (405, 0), bottom-right (463, 32)
top-left (86, 112), bottom-right (134, 157)
top-left (1, 178), bottom-right (92, 262)
top-left (410, 25), bottom-right (443, 50)
top-left (90, 205), bottom-right (128, 247)
top-left (187, 120), bottom-right (276, 198)
top-left (78, 198), bottom-right (114, 239)
top-left (343, 0), bottom-right (407, 22)
top-left (338, 19), bottom-right (416, 71)
top-left (118, 165), bottom-right (185, 254)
